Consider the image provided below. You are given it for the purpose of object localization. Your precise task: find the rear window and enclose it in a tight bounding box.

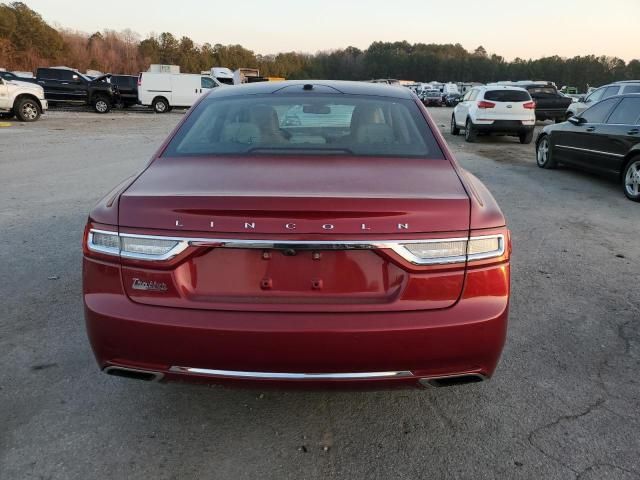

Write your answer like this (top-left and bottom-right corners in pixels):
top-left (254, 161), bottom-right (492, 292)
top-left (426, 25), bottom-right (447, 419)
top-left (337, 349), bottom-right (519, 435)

top-left (528, 87), bottom-right (557, 96)
top-left (484, 90), bottom-right (531, 102)
top-left (606, 97), bottom-right (640, 125)
top-left (163, 94), bottom-right (444, 159)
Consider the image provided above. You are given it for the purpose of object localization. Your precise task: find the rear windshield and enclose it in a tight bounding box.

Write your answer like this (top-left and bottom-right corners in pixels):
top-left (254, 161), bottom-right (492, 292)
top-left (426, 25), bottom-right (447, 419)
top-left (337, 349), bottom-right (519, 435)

top-left (527, 87), bottom-right (557, 96)
top-left (484, 90), bottom-right (531, 102)
top-left (162, 94), bottom-right (444, 159)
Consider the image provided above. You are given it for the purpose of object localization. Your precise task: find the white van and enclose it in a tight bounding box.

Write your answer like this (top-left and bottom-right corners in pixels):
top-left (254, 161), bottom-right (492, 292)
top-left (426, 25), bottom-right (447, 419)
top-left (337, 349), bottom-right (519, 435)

top-left (138, 73), bottom-right (221, 113)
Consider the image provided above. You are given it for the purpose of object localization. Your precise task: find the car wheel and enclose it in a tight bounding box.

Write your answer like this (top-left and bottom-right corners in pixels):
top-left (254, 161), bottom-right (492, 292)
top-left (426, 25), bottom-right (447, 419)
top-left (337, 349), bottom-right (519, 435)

top-left (622, 157), bottom-right (640, 202)
top-left (153, 98), bottom-right (169, 113)
top-left (519, 130), bottom-right (534, 144)
top-left (93, 96), bottom-right (111, 114)
top-left (15, 98), bottom-right (41, 122)
top-left (451, 114), bottom-right (460, 135)
top-left (536, 135), bottom-right (557, 169)
top-left (464, 119), bottom-right (477, 143)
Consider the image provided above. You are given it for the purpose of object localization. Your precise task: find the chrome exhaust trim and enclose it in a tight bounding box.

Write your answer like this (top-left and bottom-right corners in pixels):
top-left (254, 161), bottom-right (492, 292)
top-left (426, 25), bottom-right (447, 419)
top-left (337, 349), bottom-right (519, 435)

top-left (103, 366), bottom-right (164, 382)
top-left (170, 366), bottom-right (413, 381)
top-left (418, 373), bottom-right (487, 388)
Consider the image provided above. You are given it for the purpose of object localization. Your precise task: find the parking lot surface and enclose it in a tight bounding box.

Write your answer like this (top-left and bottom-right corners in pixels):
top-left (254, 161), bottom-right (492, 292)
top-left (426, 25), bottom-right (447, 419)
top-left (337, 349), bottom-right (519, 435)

top-left (1, 108), bottom-right (639, 480)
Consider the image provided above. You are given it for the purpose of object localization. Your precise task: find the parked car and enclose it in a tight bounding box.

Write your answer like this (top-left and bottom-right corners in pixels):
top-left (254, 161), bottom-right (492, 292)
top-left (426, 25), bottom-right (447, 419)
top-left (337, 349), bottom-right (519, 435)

top-left (138, 72), bottom-right (221, 113)
top-left (109, 75), bottom-right (139, 108)
top-left (536, 94), bottom-right (640, 201)
top-left (452, 85), bottom-right (536, 143)
top-left (83, 80), bottom-right (511, 389)
top-left (0, 70), bottom-right (36, 83)
top-left (0, 76), bottom-right (48, 121)
top-left (519, 83), bottom-right (572, 122)
top-left (566, 81), bottom-right (640, 119)
top-left (421, 89), bottom-right (443, 106)
top-left (34, 67), bottom-right (119, 113)
top-left (444, 93), bottom-right (462, 107)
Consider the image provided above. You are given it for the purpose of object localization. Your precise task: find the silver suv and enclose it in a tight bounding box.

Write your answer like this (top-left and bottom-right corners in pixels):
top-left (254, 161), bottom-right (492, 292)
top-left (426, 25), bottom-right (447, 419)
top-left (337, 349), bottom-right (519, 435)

top-left (567, 81), bottom-right (640, 118)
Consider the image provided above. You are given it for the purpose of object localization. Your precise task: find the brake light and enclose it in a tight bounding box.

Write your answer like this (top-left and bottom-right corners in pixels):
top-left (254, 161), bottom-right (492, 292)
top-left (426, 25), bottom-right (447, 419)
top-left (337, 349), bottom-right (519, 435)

top-left (137, 74), bottom-right (142, 87)
top-left (477, 100), bottom-right (495, 109)
top-left (523, 101), bottom-right (536, 109)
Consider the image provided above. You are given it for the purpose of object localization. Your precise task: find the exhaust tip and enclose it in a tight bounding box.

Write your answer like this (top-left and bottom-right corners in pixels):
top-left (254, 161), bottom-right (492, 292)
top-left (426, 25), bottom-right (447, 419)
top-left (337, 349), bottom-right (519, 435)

top-left (104, 366), bottom-right (163, 382)
top-left (419, 373), bottom-right (486, 388)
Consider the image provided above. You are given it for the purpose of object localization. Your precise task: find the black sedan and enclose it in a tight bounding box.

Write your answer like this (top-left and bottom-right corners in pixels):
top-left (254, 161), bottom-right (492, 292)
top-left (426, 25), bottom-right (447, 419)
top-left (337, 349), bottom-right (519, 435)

top-left (535, 94), bottom-right (640, 201)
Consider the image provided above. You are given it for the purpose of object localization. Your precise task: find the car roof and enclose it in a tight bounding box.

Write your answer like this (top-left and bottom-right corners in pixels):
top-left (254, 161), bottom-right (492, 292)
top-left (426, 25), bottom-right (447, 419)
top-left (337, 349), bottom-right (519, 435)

top-left (206, 80), bottom-right (415, 99)
top-left (612, 80), bottom-right (640, 84)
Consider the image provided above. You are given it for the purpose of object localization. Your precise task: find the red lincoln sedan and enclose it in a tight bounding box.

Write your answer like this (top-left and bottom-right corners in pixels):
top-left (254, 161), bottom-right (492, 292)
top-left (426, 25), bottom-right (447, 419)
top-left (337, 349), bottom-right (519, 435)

top-left (83, 81), bottom-right (511, 389)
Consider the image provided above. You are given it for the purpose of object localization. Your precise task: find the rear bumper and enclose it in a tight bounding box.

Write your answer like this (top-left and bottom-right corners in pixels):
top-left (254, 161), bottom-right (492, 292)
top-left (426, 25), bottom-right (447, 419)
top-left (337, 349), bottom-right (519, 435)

top-left (84, 259), bottom-right (510, 389)
top-left (535, 108), bottom-right (569, 119)
top-left (473, 120), bottom-right (534, 135)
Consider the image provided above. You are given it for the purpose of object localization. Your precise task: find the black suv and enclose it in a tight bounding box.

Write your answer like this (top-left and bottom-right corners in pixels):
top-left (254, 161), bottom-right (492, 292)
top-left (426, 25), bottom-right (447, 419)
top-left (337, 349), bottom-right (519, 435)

top-left (34, 67), bottom-right (119, 113)
top-left (109, 75), bottom-right (139, 108)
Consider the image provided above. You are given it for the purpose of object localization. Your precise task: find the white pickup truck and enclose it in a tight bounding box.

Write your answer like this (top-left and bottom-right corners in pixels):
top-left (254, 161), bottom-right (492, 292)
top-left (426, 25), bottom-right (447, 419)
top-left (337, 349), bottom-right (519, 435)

top-left (0, 77), bottom-right (48, 122)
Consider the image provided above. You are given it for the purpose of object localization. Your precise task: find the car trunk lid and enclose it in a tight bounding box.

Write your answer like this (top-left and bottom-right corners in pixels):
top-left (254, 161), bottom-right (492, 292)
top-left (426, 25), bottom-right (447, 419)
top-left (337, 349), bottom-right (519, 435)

top-left (118, 156), bottom-right (470, 311)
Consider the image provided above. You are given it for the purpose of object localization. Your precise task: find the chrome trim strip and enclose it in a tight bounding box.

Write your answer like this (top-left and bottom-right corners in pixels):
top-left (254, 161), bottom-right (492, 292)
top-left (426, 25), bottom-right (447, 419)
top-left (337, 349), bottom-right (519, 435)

top-left (555, 144), bottom-right (625, 158)
top-left (87, 229), bottom-right (505, 266)
top-left (169, 366), bottom-right (413, 380)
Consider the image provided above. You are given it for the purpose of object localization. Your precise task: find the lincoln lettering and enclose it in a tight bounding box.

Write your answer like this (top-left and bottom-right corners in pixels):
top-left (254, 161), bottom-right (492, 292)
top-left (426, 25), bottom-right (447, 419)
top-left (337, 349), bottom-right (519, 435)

top-left (174, 219), bottom-right (411, 231)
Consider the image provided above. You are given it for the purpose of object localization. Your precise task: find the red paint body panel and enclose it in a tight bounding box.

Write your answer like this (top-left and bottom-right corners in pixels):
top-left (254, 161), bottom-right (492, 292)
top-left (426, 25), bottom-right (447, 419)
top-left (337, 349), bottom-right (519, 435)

top-left (83, 81), bottom-right (511, 389)
top-left (118, 156), bottom-right (470, 234)
top-left (84, 258), bottom-right (509, 387)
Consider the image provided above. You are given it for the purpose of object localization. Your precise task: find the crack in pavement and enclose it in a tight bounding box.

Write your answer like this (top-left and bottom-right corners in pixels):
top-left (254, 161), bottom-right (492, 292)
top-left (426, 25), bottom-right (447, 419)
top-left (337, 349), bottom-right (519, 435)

top-left (527, 398), bottom-right (606, 476)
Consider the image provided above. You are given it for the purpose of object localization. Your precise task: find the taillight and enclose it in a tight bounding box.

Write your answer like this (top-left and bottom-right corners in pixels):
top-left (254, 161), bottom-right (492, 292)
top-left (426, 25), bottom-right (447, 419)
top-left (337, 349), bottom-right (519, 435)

top-left (85, 227), bottom-right (188, 261)
top-left (399, 233), bottom-right (506, 266)
top-left (477, 100), bottom-right (495, 109)
top-left (523, 101), bottom-right (536, 109)
top-left (137, 74), bottom-right (142, 87)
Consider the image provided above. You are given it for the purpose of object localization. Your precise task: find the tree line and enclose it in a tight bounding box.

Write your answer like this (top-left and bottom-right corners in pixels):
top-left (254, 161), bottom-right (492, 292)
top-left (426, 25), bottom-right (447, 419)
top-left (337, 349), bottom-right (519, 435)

top-left (1, 2), bottom-right (639, 91)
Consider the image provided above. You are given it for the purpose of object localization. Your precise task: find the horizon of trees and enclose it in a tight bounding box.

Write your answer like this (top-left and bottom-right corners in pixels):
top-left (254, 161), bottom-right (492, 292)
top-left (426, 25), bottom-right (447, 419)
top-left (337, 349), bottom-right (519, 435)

top-left (1, 2), bottom-right (639, 91)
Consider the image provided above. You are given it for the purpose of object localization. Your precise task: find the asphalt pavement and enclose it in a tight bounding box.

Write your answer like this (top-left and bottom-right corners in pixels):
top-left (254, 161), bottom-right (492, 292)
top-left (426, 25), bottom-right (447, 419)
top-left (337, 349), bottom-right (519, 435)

top-left (0, 108), bottom-right (638, 480)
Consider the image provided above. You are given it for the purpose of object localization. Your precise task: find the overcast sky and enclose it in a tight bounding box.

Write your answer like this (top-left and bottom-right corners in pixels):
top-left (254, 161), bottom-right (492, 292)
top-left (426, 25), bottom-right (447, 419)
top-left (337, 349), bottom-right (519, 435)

top-left (22, 0), bottom-right (639, 61)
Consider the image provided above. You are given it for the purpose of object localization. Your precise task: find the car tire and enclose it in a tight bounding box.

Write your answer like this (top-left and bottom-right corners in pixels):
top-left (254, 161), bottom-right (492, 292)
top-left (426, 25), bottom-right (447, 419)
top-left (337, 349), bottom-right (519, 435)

top-left (14, 98), bottom-right (41, 122)
top-left (153, 98), bottom-right (169, 114)
top-left (93, 96), bottom-right (111, 114)
top-left (451, 114), bottom-right (460, 135)
top-left (464, 119), bottom-right (477, 143)
top-left (536, 135), bottom-right (557, 169)
top-left (622, 157), bottom-right (640, 202)
top-left (519, 130), bottom-right (534, 144)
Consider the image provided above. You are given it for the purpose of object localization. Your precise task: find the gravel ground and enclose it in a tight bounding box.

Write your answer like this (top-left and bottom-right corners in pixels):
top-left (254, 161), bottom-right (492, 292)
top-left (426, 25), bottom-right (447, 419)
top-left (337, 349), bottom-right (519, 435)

top-left (0, 108), bottom-right (638, 480)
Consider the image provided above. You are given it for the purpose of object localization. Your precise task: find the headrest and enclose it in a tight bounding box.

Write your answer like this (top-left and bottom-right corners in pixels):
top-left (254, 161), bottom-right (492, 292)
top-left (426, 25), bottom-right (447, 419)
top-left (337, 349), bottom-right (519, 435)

top-left (220, 122), bottom-right (261, 144)
top-left (356, 124), bottom-right (395, 144)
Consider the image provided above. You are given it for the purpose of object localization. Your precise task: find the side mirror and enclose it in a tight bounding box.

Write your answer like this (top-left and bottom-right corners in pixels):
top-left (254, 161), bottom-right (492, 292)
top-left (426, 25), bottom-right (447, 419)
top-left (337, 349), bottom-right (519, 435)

top-left (578, 96), bottom-right (586, 103)
top-left (568, 116), bottom-right (585, 126)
